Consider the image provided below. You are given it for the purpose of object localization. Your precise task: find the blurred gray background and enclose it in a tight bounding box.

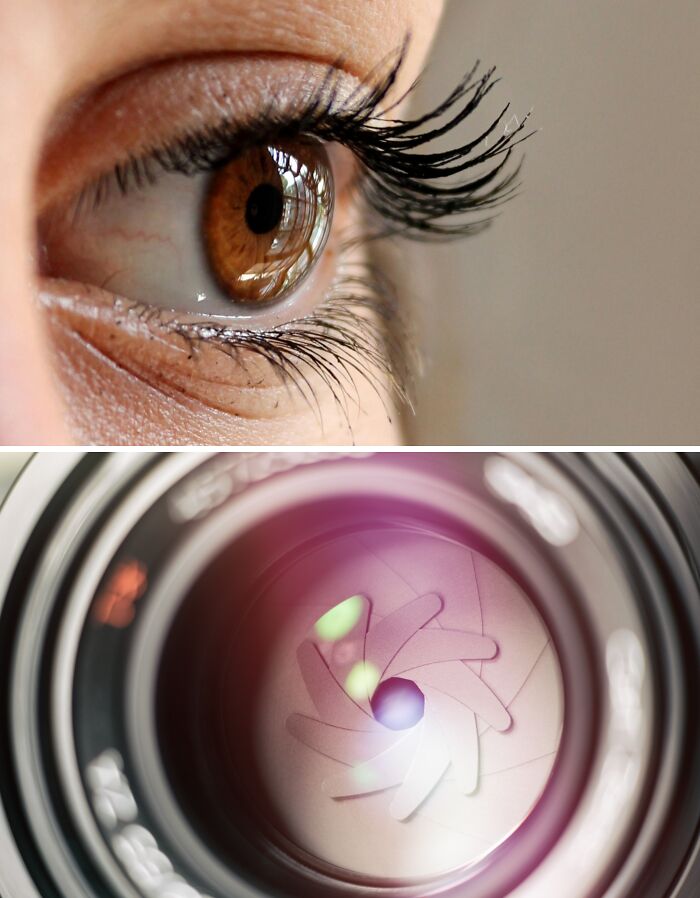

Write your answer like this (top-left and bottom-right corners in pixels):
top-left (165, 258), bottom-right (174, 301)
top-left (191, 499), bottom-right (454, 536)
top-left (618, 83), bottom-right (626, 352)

top-left (401, 0), bottom-right (699, 445)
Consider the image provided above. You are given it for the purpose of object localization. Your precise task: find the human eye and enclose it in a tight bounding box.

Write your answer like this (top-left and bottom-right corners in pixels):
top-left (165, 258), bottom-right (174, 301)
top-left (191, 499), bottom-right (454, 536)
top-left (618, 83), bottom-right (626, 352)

top-left (43, 133), bottom-right (338, 325)
top-left (36, 46), bottom-right (530, 439)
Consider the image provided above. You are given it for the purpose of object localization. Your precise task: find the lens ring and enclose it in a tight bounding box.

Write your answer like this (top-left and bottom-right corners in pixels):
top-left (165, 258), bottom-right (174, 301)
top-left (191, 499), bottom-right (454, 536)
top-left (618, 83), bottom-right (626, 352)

top-left (2, 453), bottom-right (690, 898)
top-left (109, 456), bottom-right (624, 896)
top-left (5, 454), bottom-right (210, 898)
top-left (547, 454), bottom-right (700, 898)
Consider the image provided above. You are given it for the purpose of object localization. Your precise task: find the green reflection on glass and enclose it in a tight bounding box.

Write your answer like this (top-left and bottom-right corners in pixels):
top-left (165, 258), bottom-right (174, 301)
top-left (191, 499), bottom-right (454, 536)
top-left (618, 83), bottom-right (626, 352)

top-left (345, 661), bottom-right (380, 701)
top-left (314, 594), bottom-right (364, 642)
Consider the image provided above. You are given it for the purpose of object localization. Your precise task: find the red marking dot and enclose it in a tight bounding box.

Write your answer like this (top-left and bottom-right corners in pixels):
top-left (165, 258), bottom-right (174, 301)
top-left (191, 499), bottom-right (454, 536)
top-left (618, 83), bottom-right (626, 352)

top-left (94, 560), bottom-right (148, 628)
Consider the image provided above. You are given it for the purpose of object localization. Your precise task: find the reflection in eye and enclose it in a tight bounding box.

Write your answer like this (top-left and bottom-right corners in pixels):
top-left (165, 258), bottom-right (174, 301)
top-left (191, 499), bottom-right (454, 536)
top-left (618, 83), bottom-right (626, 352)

top-left (38, 49), bottom-right (532, 421)
top-left (204, 140), bottom-right (333, 304)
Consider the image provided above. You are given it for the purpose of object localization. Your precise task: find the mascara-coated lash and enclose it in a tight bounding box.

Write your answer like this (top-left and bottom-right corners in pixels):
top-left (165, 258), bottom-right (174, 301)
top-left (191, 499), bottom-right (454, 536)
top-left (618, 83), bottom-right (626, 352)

top-left (85, 42), bottom-right (532, 241)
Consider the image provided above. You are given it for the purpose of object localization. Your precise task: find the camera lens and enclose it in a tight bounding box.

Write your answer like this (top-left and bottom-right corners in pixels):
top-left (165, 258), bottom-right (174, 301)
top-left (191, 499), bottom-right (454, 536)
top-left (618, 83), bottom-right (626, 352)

top-left (1, 453), bottom-right (699, 898)
top-left (154, 505), bottom-right (565, 886)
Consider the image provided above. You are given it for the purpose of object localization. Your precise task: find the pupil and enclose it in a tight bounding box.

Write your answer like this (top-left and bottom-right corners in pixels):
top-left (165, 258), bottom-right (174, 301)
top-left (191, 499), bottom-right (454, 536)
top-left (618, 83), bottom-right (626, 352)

top-left (370, 677), bottom-right (426, 730)
top-left (245, 182), bottom-right (284, 235)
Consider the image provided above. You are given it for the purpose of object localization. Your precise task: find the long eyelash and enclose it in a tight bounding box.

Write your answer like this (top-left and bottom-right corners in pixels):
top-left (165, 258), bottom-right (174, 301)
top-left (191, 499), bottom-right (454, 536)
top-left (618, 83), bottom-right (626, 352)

top-left (124, 257), bottom-right (413, 438)
top-left (98, 39), bottom-right (532, 240)
top-left (324, 50), bottom-right (533, 240)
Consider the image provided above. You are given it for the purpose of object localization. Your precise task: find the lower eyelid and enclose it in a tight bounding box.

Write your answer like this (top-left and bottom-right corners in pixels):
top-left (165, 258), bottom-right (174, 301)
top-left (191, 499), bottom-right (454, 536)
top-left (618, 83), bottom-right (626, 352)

top-left (37, 248), bottom-right (406, 426)
top-left (38, 281), bottom-right (319, 419)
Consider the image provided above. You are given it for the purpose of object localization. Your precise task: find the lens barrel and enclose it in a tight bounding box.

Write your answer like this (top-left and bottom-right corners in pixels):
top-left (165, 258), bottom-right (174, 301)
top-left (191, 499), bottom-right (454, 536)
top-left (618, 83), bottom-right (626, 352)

top-left (0, 453), bottom-right (698, 898)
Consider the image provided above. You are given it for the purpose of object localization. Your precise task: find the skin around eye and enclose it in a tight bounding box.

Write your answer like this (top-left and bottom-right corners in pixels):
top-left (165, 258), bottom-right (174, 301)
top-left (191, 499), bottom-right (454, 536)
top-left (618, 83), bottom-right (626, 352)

top-left (35, 57), bottom-right (403, 446)
top-left (39, 36), bottom-right (520, 446)
top-left (34, 55), bottom-right (415, 445)
top-left (0, 0), bottom-right (444, 445)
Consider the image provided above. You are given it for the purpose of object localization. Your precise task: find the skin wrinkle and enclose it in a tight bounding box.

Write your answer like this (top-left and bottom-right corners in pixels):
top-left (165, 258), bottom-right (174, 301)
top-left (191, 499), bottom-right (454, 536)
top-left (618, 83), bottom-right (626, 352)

top-left (51, 320), bottom-right (397, 445)
top-left (0, 0), bottom-right (443, 445)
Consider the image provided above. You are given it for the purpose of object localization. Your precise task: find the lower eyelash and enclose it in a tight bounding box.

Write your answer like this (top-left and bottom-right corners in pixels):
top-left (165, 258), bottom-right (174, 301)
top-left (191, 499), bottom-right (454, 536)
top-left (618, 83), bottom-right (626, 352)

top-left (127, 252), bottom-right (413, 434)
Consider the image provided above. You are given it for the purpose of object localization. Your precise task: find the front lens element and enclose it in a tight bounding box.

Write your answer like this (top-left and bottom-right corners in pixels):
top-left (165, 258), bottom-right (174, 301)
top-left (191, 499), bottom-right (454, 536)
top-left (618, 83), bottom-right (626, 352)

top-left (156, 514), bottom-right (564, 886)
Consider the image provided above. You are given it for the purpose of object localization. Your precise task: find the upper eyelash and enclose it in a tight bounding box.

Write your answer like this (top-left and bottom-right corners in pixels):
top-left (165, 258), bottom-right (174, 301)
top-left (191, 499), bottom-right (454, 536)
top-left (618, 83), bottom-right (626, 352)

top-left (85, 40), bottom-right (532, 240)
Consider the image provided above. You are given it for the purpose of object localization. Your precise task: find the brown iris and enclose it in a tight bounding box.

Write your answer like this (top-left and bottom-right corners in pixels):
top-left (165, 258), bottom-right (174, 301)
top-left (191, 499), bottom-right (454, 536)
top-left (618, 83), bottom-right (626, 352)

top-left (203, 139), bottom-right (333, 304)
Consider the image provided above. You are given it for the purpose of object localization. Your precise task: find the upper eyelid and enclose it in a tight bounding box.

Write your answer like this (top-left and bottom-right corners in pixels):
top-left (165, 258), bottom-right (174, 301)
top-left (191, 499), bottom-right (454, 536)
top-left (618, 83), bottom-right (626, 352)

top-left (36, 55), bottom-right (365, 213)
top-left (39, 46), bottom-right (533, 242)
top-left (68, 118), bottom-right (355, 222)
